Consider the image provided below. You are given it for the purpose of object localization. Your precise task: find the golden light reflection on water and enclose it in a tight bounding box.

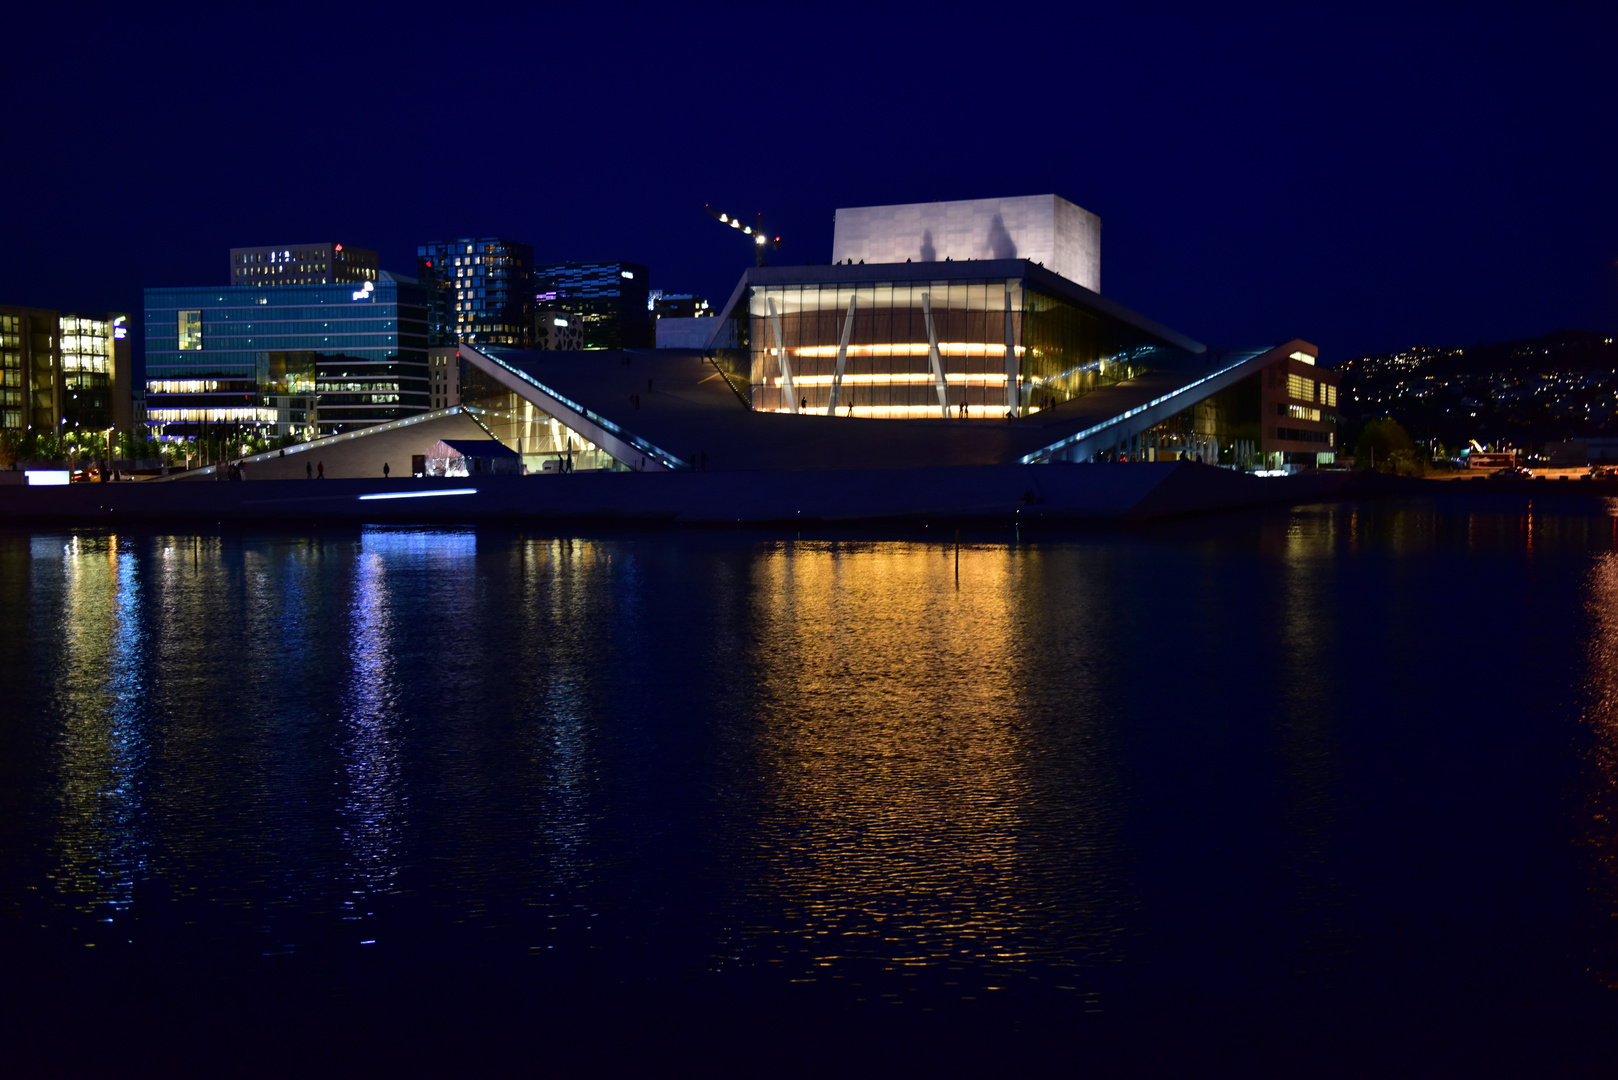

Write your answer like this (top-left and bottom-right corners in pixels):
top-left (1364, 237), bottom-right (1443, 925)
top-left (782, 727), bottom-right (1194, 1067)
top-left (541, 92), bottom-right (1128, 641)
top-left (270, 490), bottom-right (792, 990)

top-left (1275, 513), bottom-right (1350, 966)
top-left (718, 540), bottom-right (1127, 1003)
top-left (1582, 544), bottom-right (1618, 986)
top-left (46, 535), bottom-right (149, 926)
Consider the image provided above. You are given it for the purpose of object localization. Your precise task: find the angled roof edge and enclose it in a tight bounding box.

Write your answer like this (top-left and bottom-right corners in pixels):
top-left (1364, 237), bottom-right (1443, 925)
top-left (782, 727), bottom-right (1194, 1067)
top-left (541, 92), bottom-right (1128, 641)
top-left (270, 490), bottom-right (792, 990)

top-left (706, 260), bottom-right (1204, 355)
top-left (1018, 339), bottom-right (1317, 464)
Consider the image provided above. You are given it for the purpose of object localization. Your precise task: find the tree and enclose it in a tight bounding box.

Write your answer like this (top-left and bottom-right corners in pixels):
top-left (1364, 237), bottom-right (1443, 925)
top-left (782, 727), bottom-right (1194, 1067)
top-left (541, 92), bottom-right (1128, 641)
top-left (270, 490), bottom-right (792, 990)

top-left (1354, 417), bottom-right (1422, 475)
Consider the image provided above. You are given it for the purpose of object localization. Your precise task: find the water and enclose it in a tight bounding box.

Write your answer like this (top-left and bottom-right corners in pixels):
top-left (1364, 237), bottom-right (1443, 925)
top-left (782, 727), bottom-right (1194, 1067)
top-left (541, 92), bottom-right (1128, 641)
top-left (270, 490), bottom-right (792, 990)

top-left (3, 501), bottom-right (1618, 1075)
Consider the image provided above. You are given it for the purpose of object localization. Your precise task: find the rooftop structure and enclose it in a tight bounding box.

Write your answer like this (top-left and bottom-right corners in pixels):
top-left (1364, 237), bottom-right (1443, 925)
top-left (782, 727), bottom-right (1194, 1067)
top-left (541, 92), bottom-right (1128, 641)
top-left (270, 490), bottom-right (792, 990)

top-left (230, 243), bottom-right (378, 287)
top-left (831, 195), bottom-right (1100, 293)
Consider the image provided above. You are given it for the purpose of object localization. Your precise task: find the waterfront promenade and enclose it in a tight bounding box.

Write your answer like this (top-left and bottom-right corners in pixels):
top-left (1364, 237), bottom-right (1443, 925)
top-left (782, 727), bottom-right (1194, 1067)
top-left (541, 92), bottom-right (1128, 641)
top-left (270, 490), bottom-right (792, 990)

top-left (0, 462), bottom-right (1351, 527)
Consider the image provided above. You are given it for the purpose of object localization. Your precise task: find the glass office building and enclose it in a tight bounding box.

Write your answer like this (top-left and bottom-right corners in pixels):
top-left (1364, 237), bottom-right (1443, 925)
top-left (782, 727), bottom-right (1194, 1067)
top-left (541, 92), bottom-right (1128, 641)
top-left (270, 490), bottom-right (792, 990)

top-left (144, 278), bottom-right (430, 437)
top-left (533, 261), bottom-right (651, 349)
top-left (709, 260), bottom-right (1202, 418)
top-left (417, 238), bottom-right (534, 348)
top-left (0, 305), bottom-right (130, 437)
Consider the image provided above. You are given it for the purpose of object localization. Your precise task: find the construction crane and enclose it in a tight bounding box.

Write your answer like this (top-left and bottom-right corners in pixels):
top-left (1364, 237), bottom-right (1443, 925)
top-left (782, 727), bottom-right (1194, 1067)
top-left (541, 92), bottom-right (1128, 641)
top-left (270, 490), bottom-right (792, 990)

top-left (705, 205), bottom-right (781, 267)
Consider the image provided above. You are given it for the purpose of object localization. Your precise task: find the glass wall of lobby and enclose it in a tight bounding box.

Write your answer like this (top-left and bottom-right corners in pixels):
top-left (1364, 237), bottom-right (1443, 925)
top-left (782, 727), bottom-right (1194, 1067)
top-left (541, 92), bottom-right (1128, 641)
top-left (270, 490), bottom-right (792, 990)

top-left (1093, 375), bottom-right (1267, 466)
top-left (746, 280), bottom-right (1190, 418)
top-left (459, 366), bottom-right (625, 472)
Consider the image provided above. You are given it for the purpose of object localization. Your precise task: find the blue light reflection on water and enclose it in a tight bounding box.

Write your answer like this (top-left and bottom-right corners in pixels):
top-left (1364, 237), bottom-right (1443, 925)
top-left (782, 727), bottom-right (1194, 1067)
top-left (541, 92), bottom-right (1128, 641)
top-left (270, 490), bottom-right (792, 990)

top-left (3, 505), bottom-right (1618, 1072)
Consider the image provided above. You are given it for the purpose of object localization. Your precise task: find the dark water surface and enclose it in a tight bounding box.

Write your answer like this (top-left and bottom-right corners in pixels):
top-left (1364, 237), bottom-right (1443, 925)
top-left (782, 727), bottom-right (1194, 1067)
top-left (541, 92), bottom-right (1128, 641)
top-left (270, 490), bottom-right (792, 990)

top-left (4, 501), bottom-right (1618, 1075)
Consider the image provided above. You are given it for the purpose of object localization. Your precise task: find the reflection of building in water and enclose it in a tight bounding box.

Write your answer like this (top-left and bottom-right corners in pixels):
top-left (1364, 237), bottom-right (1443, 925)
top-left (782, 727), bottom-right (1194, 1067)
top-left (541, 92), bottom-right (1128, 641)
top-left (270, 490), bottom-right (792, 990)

top-left (45, 534), bottom-right (149, 927)
top-left (716, 542), bottom-right (1127, 996)
top-left (1272, 509), bottom-right (1351, 965)
top-left (340, 536), bottom-right (409, 907)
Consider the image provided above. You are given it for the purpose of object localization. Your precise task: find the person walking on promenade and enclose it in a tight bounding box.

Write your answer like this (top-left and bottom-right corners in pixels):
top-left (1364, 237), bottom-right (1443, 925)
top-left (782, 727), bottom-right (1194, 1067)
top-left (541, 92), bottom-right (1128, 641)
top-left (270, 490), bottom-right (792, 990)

top-left (383, 462), bottom-right (390, 479)
top-left (317, 461), bottom-right (324, 479)
top-left (306, 461), bottom-right (312, 479)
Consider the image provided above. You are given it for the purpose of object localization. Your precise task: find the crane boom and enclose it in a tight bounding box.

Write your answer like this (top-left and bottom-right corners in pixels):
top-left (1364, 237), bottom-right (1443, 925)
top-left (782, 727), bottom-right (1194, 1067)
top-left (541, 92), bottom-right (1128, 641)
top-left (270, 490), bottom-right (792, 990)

top-left (705, 205), bottom-right (781, 267)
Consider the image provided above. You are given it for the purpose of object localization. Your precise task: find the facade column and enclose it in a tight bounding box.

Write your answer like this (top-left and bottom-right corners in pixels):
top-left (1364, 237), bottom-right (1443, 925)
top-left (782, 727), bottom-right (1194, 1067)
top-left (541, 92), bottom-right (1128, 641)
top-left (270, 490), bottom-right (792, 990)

top-left (921, 292), bottom-right (948, 418)
top-left (1004, 282), bottom-right (1018, 418)
top-left (827, 294), bottom-right (856, 416)
top-left (767, 297), bottom-right (796, 413)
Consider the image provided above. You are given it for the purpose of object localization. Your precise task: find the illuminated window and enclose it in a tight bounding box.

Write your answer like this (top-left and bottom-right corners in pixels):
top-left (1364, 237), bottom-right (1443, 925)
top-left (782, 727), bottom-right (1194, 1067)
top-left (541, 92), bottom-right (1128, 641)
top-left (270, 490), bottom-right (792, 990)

top-left (1286, 373), bottom-right (1315, 401)
top-left (177, 310), bottom-right (203, 350)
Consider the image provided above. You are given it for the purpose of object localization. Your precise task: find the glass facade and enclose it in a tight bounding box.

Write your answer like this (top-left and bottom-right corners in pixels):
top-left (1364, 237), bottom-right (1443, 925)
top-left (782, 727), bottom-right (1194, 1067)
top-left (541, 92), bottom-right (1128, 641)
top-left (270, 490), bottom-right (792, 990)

top-left (144, 281), bottom-right (430, 437)
top-left (417, 238), bottom-right (534, 348)
top-left (59, 315), bottom-right (113, 433)
top-left (742, 273), bottom-right (1191, 418)
top-left (0, 306), bottom-right (126, 437)
top-left (533, 262), bottom-right (651, 350)
top-left (0, 313), bottom-right (22, 432)
top-left (458, 361), bottom-right (626, 472)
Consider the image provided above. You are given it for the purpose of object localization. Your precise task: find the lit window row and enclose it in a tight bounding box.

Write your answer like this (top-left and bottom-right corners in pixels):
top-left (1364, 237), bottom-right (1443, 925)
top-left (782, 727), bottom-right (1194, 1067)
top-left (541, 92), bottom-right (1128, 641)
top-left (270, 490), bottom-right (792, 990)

top-left (147, 380), bottom-right (221, 393)
top-left (147, 407), bottom-right (280, 423)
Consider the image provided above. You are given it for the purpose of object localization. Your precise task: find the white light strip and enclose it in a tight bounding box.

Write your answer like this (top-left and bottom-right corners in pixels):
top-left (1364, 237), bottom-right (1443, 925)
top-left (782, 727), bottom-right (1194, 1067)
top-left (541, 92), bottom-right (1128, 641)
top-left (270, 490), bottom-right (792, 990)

top-left (357, 488), bottom-right (478, 501)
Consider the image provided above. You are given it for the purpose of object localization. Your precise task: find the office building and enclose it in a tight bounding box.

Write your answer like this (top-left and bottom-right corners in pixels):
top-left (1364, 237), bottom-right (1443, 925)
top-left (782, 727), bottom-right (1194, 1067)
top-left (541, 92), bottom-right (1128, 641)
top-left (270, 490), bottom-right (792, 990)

top-left (417, 238), bottom-right (534, 348)
top-left (533, 261), bottom-right (651, 349)
top-left (0, 305), bottom-right (131, 440)
top-left (428, 346), bottom-right (460, 410)
top-left (144, 275), bottom-right (430, 437)
top-left (230, 243), bottom-right (378, 287)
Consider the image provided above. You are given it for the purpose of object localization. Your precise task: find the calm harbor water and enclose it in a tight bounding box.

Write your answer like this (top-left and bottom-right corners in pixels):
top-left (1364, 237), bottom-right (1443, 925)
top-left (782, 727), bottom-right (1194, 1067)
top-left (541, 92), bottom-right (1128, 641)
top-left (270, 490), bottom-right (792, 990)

top-left (4, 500), bottom-right (1618, 1075)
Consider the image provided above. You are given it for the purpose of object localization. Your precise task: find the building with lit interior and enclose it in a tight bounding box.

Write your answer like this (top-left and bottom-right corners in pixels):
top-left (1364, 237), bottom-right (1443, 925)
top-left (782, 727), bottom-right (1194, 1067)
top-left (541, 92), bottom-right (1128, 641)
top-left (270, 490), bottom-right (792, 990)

top-left (144, 275), bottom-right (430, 438)
top-left (177, 193), bottom-right (1338, 482)
top-left (0, 304), bottom-right (132, 441)
top-left (230, 243), bottom-right (378, 287)
top-left (416, 238), bottom-right (534, 348)
top-left (533, 261), bottom-right (651, 349)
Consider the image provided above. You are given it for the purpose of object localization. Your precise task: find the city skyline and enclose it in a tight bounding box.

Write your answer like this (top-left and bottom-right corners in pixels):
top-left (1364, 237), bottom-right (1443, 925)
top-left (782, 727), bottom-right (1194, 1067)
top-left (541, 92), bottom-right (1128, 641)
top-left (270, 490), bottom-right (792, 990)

top-left (1, 6), bottom-right (1614, 371)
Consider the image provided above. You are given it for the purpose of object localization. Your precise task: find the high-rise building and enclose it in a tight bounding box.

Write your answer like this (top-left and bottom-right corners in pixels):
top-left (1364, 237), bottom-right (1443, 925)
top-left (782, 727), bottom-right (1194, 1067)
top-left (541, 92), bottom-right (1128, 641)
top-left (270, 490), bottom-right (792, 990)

top-left (416, 238), bottom-right (534, 348)
top-left (0, 305), bottom-right (131, 440)
top-left (533, 261), bottom-right (651, 349)
top-left (144, 275), bottom-right (430, 438)
top-left (230, 243), bottom-right (378, 287)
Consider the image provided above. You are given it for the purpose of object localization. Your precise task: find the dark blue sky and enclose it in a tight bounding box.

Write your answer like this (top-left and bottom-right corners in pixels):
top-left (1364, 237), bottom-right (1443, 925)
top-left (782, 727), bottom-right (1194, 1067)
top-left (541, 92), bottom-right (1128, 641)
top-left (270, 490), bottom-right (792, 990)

top-left (3, 2), bottom-right (1614, 367)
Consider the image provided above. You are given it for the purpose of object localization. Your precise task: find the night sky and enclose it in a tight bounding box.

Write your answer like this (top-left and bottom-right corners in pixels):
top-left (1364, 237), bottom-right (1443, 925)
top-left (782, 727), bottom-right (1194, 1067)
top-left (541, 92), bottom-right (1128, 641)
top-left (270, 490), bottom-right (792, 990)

top-left (3, 3), bottom-right (1614, 373)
